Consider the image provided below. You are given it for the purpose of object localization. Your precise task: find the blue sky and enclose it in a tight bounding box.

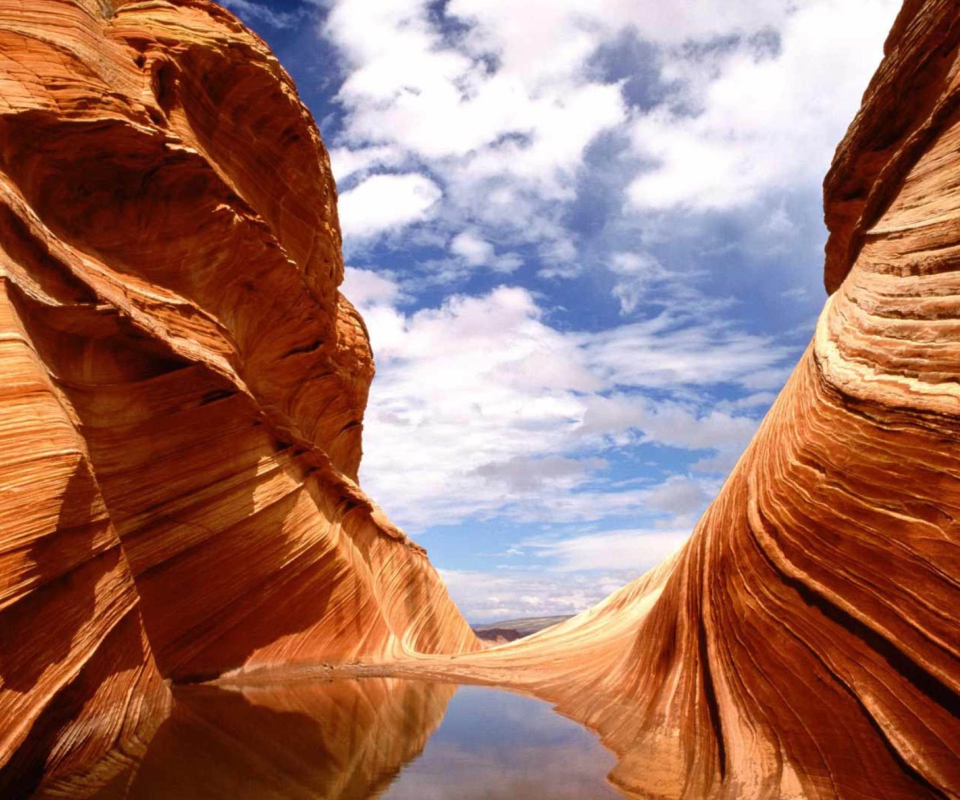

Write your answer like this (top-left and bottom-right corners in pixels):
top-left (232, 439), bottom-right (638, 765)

top-left (221, 0), bottom-right (900, 622)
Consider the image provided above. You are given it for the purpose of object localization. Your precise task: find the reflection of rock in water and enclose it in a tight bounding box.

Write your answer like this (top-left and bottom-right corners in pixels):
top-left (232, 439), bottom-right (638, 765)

top-left (114, 679), bottom-right (456, 800)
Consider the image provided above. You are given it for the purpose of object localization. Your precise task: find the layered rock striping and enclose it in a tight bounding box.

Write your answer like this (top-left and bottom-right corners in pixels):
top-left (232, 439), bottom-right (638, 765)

top-left (5, 1), bottom-right (960, 799)
top-left (0, 0), bottom-right (477, 795)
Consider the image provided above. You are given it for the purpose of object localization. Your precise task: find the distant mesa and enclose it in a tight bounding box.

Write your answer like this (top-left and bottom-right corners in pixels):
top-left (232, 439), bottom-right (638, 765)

top-left (472, 615), bottom-right (574, 644)
top-left (2, 1), bottom-right (960, 799)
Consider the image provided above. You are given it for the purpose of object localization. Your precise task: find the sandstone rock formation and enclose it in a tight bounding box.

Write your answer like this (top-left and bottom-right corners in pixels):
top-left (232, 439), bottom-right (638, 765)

top-left (0, 0), bottom-right (477, 795)
top-left (5, 0), bottom-right (960, 799)
top-left (405, 2), bottom-right (960, 798)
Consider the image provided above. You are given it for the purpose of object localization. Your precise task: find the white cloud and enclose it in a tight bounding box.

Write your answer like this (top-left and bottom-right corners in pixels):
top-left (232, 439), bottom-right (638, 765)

top-left (319, 0), bottom-right (898, 277)
top-left (445, 231), bottom-right (524, 275)
top-left (440, 525), bottom-right (689, 619)
top-left (608, 252), bottom-right (661, 276)
top-left (530, 528), bottom-right (689, 572)
top-left (337, 173), bottom-right (442, 239)
top-left (582, 316), bottom-right (793, 391)
top-left (450, 231), bottom-right (494, 266)
top-left (471, 456), bottom-right (608, 493)
top-left (303, 0), bottom-right (902, 418)
top-left (440, 567), bottom-right (635, 622)
top-left (342, 266), bottom-right (403, 307)
top-left (347, 273), bottom-right (786, 529)
top-left (320, 0), bottom-right (630, 260)
top-left (640, 475), bottom-right (716, 520)
top-left (607, 252), bottom-right (675, 314)
top-left (627, 0), bottom-right (900, 211)
top-left (328, 145), bottom-right (403, 184)
top-left (580, 395), bottom-right (760, 452)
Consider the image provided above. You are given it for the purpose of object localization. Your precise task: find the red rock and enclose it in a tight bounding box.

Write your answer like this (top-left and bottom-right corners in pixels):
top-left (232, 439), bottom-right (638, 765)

top-left (6, 0), bottom-right (960, 798)
top-left (428, 3), bottom-right (960, 797)
top-left (0, 1), bottom-right (477, 794)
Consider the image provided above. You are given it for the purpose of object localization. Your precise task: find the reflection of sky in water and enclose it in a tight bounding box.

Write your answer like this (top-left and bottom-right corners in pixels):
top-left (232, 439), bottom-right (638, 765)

top-left (381, 685), bottom-right (624, 800)
top-left (120, 678), bottom-right (624, 799)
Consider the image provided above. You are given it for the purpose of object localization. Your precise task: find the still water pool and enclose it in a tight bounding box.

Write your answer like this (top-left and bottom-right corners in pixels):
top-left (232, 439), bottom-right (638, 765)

top-left (119, 677), bottom-right (625, 799)
top-left (380, 683), bottom-right (623, 800)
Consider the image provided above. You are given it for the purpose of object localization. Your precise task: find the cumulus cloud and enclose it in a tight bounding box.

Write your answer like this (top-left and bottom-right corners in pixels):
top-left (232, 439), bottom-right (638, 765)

top-left (342, 265), bottom-right (403, 307)
top-left (344, 269), bottom-right (782, 530)
top-left (627, 0), bottom-right (900, 211)
top-left (318, 0), bottom-right (897, 284)
top-left (319, 0), bottom-right (629, 259)
top-left (337, 172), bottom-right (442, 239)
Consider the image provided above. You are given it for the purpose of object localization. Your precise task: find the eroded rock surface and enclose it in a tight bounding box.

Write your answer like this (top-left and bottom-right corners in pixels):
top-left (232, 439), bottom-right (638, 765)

top-left (5, 0), bottom-right (960, 799)
top-left (417, 2), bottom-right (960, 798)
top-left (0, 0), bottom-right (477, 794)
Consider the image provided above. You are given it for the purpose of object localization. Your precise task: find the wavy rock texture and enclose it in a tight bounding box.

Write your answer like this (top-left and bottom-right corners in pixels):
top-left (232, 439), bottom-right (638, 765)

top-left (407, 2), bottom-right (960, 798)
top-left (0, 0), bottom-right (477, 794)
top-left (0, 277), bottom-right (170, 799)
top-left (6, 0), bottom-right (960, 799)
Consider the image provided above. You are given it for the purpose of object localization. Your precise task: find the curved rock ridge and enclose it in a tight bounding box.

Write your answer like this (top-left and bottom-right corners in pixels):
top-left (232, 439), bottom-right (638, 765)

top-left (405, 2), bottom-right (960, 798)
top-left (0, 0), bottom-right (477, 793)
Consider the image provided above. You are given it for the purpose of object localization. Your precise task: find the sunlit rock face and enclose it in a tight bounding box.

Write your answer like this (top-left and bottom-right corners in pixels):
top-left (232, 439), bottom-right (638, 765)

top-left (0, 0), bottom-right (477, 793)
top-left (0, 277), bottom-right (171, 798)
top-left (431, 2), bottom-right (960, 798)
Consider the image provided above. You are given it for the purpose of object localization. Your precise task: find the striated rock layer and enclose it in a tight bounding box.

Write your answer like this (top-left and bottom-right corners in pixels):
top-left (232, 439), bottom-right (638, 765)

top-left (6, 0), bottom-right (960, 798)
top-left (0, 0), bottom-right (477, 795)
top-left (409, 2), bottom-right (960, 798)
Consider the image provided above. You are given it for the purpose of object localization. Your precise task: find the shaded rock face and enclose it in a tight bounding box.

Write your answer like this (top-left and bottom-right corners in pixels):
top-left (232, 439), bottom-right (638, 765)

top-left (431, 3), bottom-right (960, 798)
top-left (0, 0), bottom-right (477, 793)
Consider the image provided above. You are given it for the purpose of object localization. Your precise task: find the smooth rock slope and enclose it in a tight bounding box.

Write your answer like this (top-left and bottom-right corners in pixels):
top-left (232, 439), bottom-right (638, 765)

top-left (0, 0), bottom-right (477, 795)
top-left (410, 2), bottom-right (960, 798)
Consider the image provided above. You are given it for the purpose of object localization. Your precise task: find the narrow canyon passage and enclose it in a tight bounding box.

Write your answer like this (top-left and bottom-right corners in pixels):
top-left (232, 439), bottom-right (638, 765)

top-left (2, 1), bottom-right (960, 799)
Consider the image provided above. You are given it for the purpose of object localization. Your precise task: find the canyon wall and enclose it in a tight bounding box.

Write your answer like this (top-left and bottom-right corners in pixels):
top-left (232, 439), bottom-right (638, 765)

top-left (5, 0), bottom-right (960, 799)
top-left (424, 2), bottom-right (960, 798)
top-left (0, 0), bottom-right (477, 794)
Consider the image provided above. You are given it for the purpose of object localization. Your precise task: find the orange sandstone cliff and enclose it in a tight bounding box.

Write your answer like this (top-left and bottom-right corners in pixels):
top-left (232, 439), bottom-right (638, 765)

top-left (411, 2), bottom-right (960, 798)
top-left (0, 0), bottom-right (477, 794)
